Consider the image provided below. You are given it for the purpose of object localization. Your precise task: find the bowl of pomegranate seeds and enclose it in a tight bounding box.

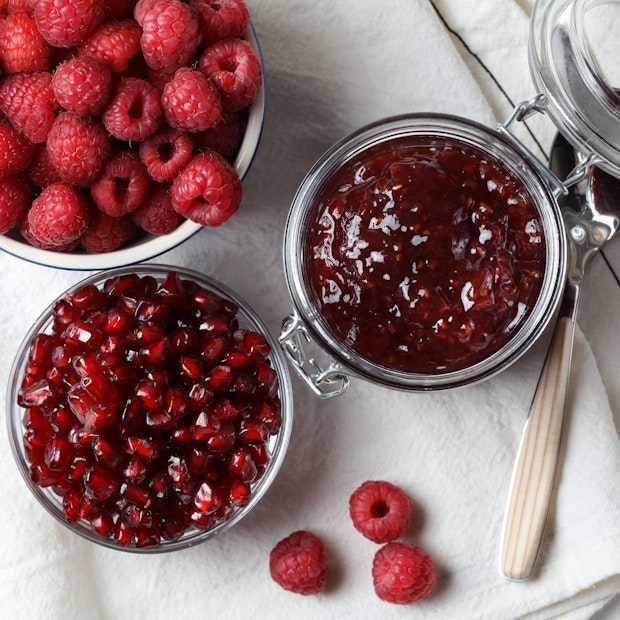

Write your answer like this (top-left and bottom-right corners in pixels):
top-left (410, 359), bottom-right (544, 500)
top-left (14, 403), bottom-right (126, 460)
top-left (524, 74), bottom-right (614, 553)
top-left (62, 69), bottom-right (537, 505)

top-left (0, 0), bottom-right (265, 270)
top-left (280, 114), bottom-right (567, 394)
top-left (7, 265), bottom-right (293, 551)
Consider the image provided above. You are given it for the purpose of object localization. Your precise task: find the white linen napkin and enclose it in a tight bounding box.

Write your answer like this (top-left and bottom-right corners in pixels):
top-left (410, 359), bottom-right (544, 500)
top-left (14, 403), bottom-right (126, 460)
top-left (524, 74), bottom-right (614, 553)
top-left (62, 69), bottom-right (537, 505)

top-left (1, 1), bottom-right (619, 618)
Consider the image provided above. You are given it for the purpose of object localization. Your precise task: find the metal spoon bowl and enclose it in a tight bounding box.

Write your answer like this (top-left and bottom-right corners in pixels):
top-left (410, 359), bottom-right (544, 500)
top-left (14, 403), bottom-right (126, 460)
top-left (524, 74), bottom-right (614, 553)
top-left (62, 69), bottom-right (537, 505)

top-left (499, 133), bottom-right (620, 581)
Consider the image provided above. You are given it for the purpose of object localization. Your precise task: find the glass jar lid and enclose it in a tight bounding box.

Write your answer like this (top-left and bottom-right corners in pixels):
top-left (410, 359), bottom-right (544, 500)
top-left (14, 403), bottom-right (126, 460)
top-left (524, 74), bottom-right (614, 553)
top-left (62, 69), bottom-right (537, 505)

top-left (529, 0), bottom-right (620, 177)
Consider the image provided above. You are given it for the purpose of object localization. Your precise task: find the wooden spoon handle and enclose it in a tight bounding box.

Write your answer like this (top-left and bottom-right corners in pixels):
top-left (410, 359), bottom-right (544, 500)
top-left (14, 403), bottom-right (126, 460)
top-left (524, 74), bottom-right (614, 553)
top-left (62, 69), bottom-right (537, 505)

top-left (499, 315), bottom-right (576, 581)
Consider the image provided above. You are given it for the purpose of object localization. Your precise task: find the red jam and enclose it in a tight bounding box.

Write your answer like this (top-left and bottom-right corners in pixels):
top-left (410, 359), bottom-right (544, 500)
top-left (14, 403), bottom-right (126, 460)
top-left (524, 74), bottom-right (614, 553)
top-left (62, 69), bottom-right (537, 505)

top-left (305, 135), bottom-right (546, 374)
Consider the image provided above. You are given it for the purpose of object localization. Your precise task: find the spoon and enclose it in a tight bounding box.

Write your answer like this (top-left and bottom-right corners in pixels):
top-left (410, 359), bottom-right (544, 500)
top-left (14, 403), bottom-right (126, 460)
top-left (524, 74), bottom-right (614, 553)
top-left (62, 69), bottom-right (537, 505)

top-left (499, 133), bottom-right (620, 581)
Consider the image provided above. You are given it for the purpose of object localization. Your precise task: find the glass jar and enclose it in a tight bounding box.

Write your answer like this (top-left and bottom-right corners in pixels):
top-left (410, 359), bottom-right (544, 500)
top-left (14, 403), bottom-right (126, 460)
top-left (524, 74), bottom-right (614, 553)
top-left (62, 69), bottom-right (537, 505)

top-left (279, 0), bottom-right (620, 397)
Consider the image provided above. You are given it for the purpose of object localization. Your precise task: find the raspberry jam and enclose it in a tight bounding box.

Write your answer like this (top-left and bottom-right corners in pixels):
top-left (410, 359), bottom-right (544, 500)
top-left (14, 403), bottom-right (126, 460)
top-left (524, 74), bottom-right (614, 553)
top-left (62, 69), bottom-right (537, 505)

top-left (304, 135), bottom-right (547, 374)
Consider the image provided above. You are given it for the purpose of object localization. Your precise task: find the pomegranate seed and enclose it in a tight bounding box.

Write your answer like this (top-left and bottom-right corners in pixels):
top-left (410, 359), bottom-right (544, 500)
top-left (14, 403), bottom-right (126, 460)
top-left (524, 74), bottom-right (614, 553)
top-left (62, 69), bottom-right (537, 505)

top-left (119, 396), bottom-right (145, 432)
top-left (49, 405), bottom-right (74, 433)
top-left (192, 411), bottom-right (220, 441)
top-left (137, 338), bottom-right (169, 367)
top-left (228, 448), bottom-right (258, 483)
top-left (177, 355), bottom-right (204, 384)
top-left (84, 464), bottom-right (120, 500)
top-left (84, 402), bottom-right (119, 434)
top-left (108, 361), bottom-right (139, 389)
top-left (51, 344), bottom-right (74, 370)
top-left (206, 421), bottom-right (236, 452)
top-left (171, 425), bottom-right (193, 442)
top-left (213, 397), bottom-right (244, 421)
top-left (63, 489), bottom-right (82, 522)
top-left (78, 494), bottom-right (100, 519)
top-left (44, 436), bottom-right (73, 471)
top-left (103, 307), bottom-right (136, 334)
top-left (164, 385), bottom-right (190, 419)
top-left (186, 446), bottom-right (214, 476)
top-left (157, 271), bottom-right (184, 298)
top-left (188, 382), bottom-right (214, 413)
top-left (256, 363), bottom-right (279, 398)
top-left (18, 379), bottom-right (59, 413)
top-left (135, 527), bottom-right (160, 548)
top-left (90, 510), bottom-right (115, 537)
top-left (167, 455), bottom-right (190, 485)
top-left (29, 334), bottom-right (59, 366)
top-left (193, 289), bottom-right (221, 313)
top-left (198, 315), bottom-right (231, 336)
top-left (70, 284), bottom-right (105, 311)
top-left (30, 462), bottom-right (64, 487)
top-left (103, 274), bottom-right (140, 298)
top-left (226, 478), bottom-right (252, 507)
top-left (159, 512), bottom-right (186, 540)
top-left (92, 435), bottom-right (124, 468)
top-left (193, 481), bottom-right (221, 514)
top-left (224, 348), bottom-right (250, 367)
top-left (229, 372), bottom-right (256, 399)
top-left (145, 409), bottom-right (176, 429)
top-left (238, 418), bottom-right (269, 444)
top-left (123, 456), bottom-right (148, 483)
top-left (123, 436), bottom-right (161, 461)
top-left (114, 520), bottom-right (136, 545)
top-left (135, 379), bottom-right (163, 410)
top-left (243, 331), bottom-right (271, 361)
top-left (64, 321), bottom-right (103, 350)
top-left (248, 442), bottom-right (270, 467)
top-left (205, 365), bottom-right (233, 393)
top-left (253, 398), bottom-right (282, 435)
top-left (120, 482), bottom-right (152, 508)
top-left (135, 299), bottom-right (169, 322)
top-left (168, 327), bottom-right (198, 356)
top-left (149, 471), bottom-right (169, 499)
top-left (73, 351), bottom-right (104, 378)
top-left (198, 336), bottom-right (226, 365)
top-left (66, 454), bottom-right (92, 482)
top-left (52, 299), bottom-right (80, 332)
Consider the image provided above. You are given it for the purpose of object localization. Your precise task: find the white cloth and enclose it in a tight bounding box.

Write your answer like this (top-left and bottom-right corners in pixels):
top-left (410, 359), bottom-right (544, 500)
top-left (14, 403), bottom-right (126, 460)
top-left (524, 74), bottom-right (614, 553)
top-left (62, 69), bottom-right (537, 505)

top-left (1, 1), bottom-right (619, 618)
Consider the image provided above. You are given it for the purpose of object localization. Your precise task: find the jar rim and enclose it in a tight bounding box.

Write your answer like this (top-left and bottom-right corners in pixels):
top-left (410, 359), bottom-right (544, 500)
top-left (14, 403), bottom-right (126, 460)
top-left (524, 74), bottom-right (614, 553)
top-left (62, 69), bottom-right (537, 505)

top-left (282, 113), bottom-right (567, 391)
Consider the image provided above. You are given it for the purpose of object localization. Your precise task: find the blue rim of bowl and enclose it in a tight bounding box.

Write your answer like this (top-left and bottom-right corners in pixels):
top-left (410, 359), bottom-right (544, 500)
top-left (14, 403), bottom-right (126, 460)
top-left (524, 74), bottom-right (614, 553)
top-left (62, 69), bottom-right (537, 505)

top-left (0, 23), bottom-right (266, 271)
top-left (6, 264), bottom-right (293, 553)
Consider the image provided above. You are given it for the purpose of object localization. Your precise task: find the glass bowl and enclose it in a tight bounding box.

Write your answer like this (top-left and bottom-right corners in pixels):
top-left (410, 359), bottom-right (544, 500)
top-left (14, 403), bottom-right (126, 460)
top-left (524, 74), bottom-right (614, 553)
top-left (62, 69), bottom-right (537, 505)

top-left (7, 264), bottom-right (293, 552)
top-left (0, 25), bottom-right (265, 271)
top-left (280, 114), bottom-right (567, 395)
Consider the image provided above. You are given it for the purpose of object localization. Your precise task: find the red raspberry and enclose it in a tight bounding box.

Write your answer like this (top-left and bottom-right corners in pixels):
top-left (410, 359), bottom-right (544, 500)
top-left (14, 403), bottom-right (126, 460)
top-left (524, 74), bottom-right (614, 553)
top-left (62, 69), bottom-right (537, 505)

top-left (133, 0), bottom-right (162, 26)
top-left (102, 77), bottom-right (161, 141)
top-left (349, 480), bottom-right (412, 544)
top-left (46, 111), bottom-right (110, 186)
top-left (131, 181), bottom-right (183, 234)
top-left (139, 0), bottom-right (201, 72)
top-left (199, 37), bottom-right (262, 111)
top-left (27, 144), bottom-right (62, 188)
top-left (372, 542), bottom-right (435, 604)
top-left (0, 71), bottom-right (58, 143)
top-left (0, 175), bottom-right (31, 234)
top-left (90, 150), bottom-right (150, 216)
top-left (190, 0), bottom-right (250, 45)
top-left (269, 531), bottom-right (329, 595)
top-left (195, 108), bottom-right (247, 163)
top-left (20, 216), bottom-right (80, 251)
top-left (170, 150), bottom-right (242, 226)
top-left (161, 67), bottom-right (222, 132)
top-left (78, 19), bottom-right (142, 73)
top-left (51, 56), bottom-right (112, 116)
top-left (0, 11), bottom-right (52, 73)
top-left (80, 209), bottom-right (136, 252)
top-left (26, 182), bottom-right (91, 248)
top-left (0, 120), bottom-right (35, 179)
top-left (7, 0), bottom-right (34, 13)
top-left (34, 0), bottom-right (105, 48)
top-left (138, 126), bottom-right (194, 182)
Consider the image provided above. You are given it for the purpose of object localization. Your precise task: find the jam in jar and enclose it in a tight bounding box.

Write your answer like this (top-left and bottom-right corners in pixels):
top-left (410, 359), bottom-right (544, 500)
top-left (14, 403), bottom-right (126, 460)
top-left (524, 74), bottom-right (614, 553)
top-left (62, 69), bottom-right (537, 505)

top-left (305, 135), bottom-right (546, 374)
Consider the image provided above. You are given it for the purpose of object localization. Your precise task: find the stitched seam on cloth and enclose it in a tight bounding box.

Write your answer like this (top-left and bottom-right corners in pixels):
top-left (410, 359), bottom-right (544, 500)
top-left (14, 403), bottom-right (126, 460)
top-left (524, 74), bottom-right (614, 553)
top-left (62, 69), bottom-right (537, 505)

top-left (427, 0), bottom-right (547, 158)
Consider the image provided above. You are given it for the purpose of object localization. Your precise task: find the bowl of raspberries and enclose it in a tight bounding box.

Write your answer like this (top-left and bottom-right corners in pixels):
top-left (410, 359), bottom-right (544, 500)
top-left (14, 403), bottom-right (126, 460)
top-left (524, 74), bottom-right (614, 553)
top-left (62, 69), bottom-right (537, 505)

top-left (7, 264), bottom-right (293, 551)
top-left (0, 0), bottom-right (265, 269)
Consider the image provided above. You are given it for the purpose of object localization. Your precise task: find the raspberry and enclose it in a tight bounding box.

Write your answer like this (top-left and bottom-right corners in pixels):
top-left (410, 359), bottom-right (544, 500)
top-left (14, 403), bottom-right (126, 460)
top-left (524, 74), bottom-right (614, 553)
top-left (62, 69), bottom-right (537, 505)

top-left (133, 0), bottom-right (162, 26)
top-left (27, 143), bottom-right (62, 188)
top-left (79, 209), bottom-right (136, 252)
top-left (90, 150), bottom-right (150, 216)
top-left (27, 182), bottom-right (91, 248)
top-left (199, 37), bottom-right (262, 111)
top-left (170, 150), bottom-right (242, 226)
top-left (190, 0), bottom-right (250, 45)
top-left (34, 0), bottom-right (105, 48)
top-left (51, 56), bottom-right (112, 116)
top-left (0, 120), bottom-right (35, 179)
top-left (46, 111), bottom-right (110, 186)
top-left (349, 480), bottom-right (412, 544)
top-left (195, 108), bottom-right (247, 163)
top-left (102, 77), bottom-right (162, 141)
top-left (20, 216), bottom-right (80, 251)
top-left (0, 175), bottom-right (31, 234)
top-left (161, 67), bottom-right (222, 132)
top-left (0, 11), bottom-right (52, 73)
top-left (7, 0), bottom-right (34, 13)
top-left (78, 19), bottom-right (142, 73)
top-left (138, 125), bottom-right (194, 182)
top-left (0, 71), bottom-right (58, 143)
top-left (131, 181), bottom-right (182, 234)
top-left (139, 0), bottom-right (201, 72)
top-left (269, 531), bottom-right (329, 595)
top-left (372, 542), bottom-right (435, 604)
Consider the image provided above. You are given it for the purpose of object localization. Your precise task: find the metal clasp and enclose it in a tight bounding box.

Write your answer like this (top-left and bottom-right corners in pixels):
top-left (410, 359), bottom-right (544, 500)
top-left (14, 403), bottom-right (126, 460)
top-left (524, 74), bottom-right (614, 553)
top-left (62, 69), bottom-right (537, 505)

top-left (278, 313), bottom-right (349, 399)
top-left (497, 94), bottom-right (599, 200)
